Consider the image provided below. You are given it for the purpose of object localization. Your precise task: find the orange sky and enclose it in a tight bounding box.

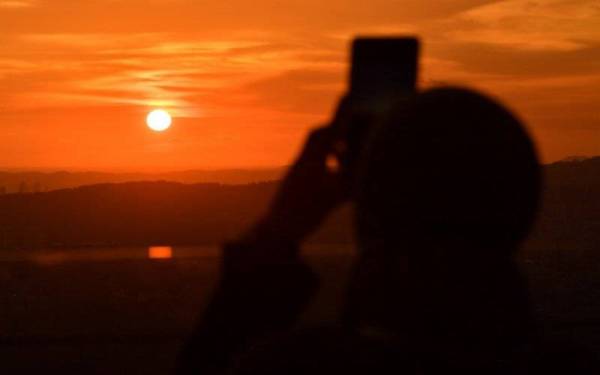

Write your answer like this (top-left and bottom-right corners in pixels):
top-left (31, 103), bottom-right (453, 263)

top-left (0, 0), bottom-right (598, 171)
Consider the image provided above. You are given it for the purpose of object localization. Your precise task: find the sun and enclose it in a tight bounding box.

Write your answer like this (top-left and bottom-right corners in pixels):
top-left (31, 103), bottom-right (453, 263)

top-left (146, 109), bottom-right (172, 132)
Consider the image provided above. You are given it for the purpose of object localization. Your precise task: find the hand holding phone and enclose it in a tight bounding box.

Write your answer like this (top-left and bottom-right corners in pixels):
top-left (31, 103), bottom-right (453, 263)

top-left (331, 37), bottom-right (420, 189)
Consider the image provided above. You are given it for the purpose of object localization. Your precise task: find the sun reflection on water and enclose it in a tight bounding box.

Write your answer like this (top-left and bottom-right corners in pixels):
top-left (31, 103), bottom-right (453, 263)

top-left (148, 246), bottom-right (173, 260)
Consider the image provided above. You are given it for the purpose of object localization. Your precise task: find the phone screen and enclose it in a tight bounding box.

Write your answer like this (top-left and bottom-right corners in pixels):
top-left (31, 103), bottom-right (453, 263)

top-left (350, 37), bottom-right (419, 110)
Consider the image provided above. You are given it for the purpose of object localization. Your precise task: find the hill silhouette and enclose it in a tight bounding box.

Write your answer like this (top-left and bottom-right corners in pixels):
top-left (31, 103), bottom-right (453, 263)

top-left (526, 156), bottom-right (600, 254)
top-left (0, 181), bottom-right (352, 249)
top-left (0, 157), bottom-right (599, 251)
top-left (0, 167), bottom-right (286, 193)
top-left (0, 181), bottom-right (275, 249)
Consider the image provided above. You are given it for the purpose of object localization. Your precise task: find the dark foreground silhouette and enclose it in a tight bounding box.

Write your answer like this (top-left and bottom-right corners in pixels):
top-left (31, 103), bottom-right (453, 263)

top-left (176, 88), bottom-right (600, 374)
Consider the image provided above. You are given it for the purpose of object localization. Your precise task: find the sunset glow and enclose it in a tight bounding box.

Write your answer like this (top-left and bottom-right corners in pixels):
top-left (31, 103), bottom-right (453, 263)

top-left (0, 1), bottom-right (599, 170)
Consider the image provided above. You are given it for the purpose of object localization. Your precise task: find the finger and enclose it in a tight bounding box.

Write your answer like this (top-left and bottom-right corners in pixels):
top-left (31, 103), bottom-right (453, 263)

top-left (299, 126), bottom-right (336, 163)
top-left (331, 95), bottom-right (353, 130)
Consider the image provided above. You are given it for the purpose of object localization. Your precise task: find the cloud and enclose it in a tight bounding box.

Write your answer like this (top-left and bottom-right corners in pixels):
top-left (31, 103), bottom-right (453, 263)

top-left (0, 0), bottom-right (36, 8)
top-left (448, 0), bottom-right (600, 51)
top-left (0, 0), bottom-right (497, 34)
top-left (430, 41), bottom-right (600, 77)
top-left (243, 69), bottom-right (344, 115)
top-left (0, 0), bottom-right (599, 167)
top-left (1, 31), bottom-right (343, 120)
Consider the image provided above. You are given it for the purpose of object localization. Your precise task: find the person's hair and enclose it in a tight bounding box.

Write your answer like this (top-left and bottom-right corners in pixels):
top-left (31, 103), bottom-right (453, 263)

top-left (356, 87), bottom-right (541, 252)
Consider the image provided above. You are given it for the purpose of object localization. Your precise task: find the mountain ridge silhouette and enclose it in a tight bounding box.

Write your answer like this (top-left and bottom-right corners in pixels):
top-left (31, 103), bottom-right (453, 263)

top-left (0, 157), bottom-right (599, 250)
top-left (0, 167), bottom-right (287, 193)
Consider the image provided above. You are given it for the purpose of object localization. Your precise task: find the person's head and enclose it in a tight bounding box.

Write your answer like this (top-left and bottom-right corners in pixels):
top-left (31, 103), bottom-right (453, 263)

top-left (356, 87), bottom-right (541, 255)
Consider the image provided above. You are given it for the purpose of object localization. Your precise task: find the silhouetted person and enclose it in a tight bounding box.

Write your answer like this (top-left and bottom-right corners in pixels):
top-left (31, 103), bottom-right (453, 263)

top-left (344, 87), bottom-right (540, 373)
top-left (177, 88), bottom-right (596, 374)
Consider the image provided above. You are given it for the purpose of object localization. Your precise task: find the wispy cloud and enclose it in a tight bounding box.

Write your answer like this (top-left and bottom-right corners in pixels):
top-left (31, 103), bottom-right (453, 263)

top-left (450, 0), bottom-right (600, 51)
top-left (0, 0), bottom-right (36, 8)
top-left (0, 0), bottom-right (599, 168)
top-left (3, 32), bottom-right (341, 119)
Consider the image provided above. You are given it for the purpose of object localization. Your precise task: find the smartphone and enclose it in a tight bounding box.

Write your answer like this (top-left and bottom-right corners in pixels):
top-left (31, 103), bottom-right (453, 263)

top-left (332, 37), bottom-right (419, 184)
top-left (349, 37), bottom-right (419, 112)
